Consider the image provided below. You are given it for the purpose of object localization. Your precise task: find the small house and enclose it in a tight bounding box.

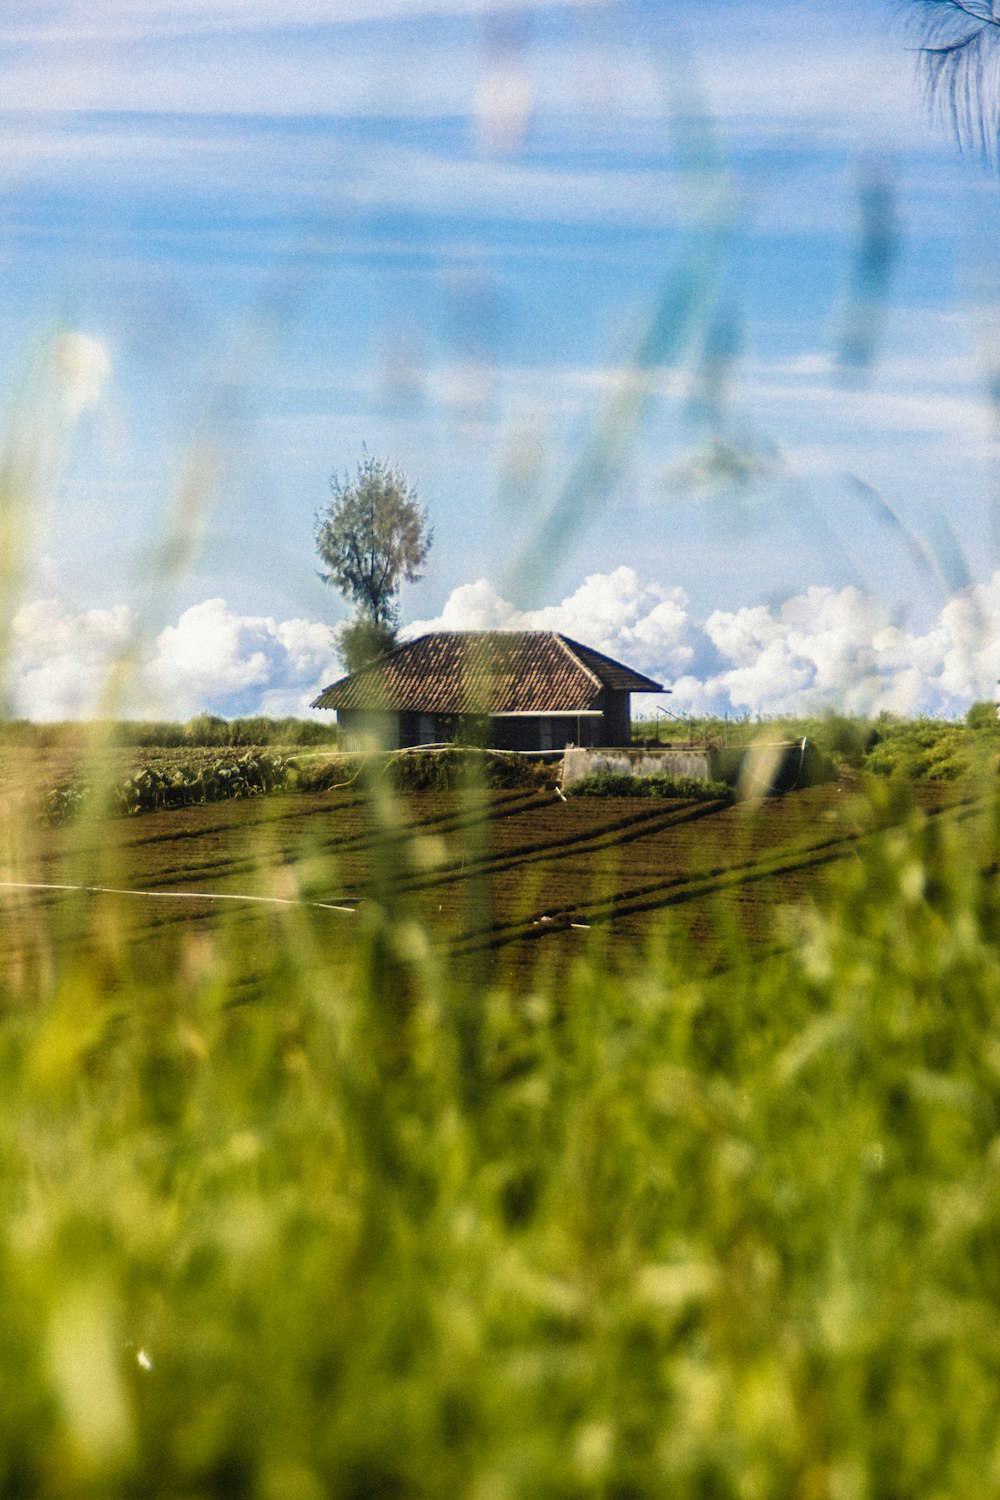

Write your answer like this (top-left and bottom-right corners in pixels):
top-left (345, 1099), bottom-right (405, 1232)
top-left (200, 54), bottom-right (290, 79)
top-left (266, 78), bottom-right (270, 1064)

top-left (311, 630), bottom-right (663, 751)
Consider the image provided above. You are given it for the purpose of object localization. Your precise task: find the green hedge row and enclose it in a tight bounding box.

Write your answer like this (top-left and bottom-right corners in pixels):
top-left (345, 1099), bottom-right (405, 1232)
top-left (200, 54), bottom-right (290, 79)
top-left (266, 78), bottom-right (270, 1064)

top-left (41, 748), bottom-right (557, 822)
top-left (44, 753), bottom-right (295, 822)
top-left (292, 749), bottom-right (556, 795)
top-left (566, 772), bottom-right (732, 801)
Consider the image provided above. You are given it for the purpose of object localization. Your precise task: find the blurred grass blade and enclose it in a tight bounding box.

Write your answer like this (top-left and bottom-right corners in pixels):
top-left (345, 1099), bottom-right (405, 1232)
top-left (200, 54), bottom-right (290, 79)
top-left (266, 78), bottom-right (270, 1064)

top-left (837, 158), bottom-right (899, 375)
top-left (507, 99), bottom-right (732, 604)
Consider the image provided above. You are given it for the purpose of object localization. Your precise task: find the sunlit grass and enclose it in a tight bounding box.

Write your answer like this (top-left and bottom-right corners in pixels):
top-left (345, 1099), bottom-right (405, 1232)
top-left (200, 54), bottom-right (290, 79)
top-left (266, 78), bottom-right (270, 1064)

top-left (3, 771), bottom-right (1000, 1495)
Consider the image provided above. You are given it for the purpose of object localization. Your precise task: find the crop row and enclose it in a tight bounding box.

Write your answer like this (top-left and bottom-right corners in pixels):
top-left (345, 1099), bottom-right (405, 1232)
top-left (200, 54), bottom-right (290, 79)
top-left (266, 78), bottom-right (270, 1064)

top-left (42, 753), bottom-right (295, 822)
top-left (36, 747), bottom-right (556, 823)
top-left (566, 771), bottom-right (733, 800)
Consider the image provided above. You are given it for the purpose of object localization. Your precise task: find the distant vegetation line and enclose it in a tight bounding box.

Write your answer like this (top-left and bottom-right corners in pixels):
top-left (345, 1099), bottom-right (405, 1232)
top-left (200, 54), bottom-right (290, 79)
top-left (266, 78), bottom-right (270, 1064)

top-left (1, 713), bottom-right (998, 816)
top-left (0, 714), bottom-right (341, 748)
top-left (0, 705), bottom-right (996, 756)
top-left (634, 707), bottom-right (1000, 781)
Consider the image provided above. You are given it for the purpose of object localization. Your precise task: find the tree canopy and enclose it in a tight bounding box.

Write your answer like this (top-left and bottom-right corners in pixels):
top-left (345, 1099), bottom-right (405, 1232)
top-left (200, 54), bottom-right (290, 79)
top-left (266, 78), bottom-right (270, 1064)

top-left (315, 452), bottom-right (432, 668)
top-left (337, 616), bottom-right (400, 676)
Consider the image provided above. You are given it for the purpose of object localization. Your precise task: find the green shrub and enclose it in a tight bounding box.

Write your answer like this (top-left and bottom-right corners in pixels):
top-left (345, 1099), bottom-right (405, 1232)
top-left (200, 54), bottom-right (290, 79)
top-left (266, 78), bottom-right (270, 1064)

top-left (42, 753), bottom-right (295, 822)
top-left (863, 719), bottom-right (970, 780)
top-left (293, 748), bottom-right (556, 794)
top-left (566, 771), bottom-right (731, 800)
top-left (805, 713), bottom-right (880, 767)
top-left (967, 700), bottom-right (998, 731)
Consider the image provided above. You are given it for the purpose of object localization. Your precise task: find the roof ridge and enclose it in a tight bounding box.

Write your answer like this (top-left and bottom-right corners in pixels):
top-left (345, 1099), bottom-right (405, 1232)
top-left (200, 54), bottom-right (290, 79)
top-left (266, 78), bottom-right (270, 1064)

top-left (311, 628), bottom-right (663, 713)
top-left (553, 632), bottom-right (603, 693)
top-left (404, 628), bottom-right (555, 638)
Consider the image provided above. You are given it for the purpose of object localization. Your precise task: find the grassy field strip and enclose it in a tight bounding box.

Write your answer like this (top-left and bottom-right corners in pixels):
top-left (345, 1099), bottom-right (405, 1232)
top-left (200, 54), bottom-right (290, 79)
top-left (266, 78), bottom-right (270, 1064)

top-left (528, 791), bottom-right (988, 947)
top-left (92, 849), bottom-right (297, 895)
top-left (45, 789), bottom-right (556, 899)
top-left (106, 790), bottom-right (369, 848)
top-left (0, 794), bottom-right (893, 936)
top-left (6, 794), bottom-right (719, 911)
top-left (398, 797), bottom-right (724, 888)
top-left (103, 785), bottom-right (549, 860)
top-left (0, 878), bottom-right (357, 915)
top-left (0, 796), bottom-right (738, 961)
top-left (90, 794), bottom-right (714, 909)
top-left (2, 784), bottom-right (986, 973)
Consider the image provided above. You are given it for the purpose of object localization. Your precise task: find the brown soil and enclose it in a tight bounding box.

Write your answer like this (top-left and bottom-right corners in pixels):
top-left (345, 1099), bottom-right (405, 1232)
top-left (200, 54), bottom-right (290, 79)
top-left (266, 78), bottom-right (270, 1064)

top-left (0, 775), bottom-right (979, 988)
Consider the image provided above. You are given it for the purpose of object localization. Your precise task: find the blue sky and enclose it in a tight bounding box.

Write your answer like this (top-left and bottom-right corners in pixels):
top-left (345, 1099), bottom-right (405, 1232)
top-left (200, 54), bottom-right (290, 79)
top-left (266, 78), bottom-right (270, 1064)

top-left (6, 0), bottom-right (1000, 718)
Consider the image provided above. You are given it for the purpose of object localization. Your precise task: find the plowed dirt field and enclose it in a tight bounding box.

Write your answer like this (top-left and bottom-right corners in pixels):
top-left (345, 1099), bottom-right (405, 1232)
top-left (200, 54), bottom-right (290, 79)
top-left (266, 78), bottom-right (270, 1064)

top-left (0, 776), bottom-right (978, 986)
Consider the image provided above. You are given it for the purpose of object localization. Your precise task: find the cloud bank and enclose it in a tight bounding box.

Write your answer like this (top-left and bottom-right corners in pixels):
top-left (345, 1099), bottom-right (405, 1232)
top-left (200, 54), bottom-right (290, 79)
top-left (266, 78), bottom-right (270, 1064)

top-left (9, 568), bottom-right (1000, 721)
top-left (408, 566), bottom-right (1000, 719)
top-left (8, 597), bottom-right (334, 721)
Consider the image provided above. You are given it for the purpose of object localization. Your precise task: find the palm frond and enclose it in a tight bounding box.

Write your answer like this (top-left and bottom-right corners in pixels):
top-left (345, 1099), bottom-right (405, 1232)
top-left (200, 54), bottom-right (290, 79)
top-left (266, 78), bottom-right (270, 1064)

top-left (908, 0), bottom-right (1000, 165)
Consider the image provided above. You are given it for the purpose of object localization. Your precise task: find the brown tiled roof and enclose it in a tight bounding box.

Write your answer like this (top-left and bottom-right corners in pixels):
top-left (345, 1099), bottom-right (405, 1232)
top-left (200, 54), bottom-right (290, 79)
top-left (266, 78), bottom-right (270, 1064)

top-left (311, 631), bottom-right (663, 714)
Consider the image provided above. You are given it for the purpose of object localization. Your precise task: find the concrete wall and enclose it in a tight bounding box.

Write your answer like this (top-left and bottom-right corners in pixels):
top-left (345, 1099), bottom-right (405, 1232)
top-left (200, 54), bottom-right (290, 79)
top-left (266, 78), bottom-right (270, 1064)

top-left (562, 746), bottom-right (713, 787)
top-left (563, 739), bottom-right (832, 794)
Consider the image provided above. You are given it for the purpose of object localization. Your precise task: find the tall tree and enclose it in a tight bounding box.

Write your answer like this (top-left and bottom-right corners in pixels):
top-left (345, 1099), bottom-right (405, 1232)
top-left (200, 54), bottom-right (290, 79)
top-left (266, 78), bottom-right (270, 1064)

top-left (315, 451), bottom-right (432, 671)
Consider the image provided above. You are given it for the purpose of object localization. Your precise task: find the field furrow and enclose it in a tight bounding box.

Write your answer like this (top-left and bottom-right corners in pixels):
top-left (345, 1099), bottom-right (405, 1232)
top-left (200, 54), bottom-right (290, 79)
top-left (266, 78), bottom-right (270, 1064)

top-left (0, 778), bottom-right (983, 982)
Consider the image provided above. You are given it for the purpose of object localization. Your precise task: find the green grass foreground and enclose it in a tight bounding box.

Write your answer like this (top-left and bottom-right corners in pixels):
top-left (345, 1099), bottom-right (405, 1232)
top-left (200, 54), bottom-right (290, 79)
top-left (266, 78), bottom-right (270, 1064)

top-left (4, 780), bottom-right (1000, 1496)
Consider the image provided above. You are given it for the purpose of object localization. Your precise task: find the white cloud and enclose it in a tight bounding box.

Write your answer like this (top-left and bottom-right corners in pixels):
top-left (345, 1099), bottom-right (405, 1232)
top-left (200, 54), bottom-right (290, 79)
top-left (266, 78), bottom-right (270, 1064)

top-left (347, 147), bottom-right (682, 228)
top-left (8, 595), bottom-right (335, 720)
top-left (751, 379), bottom-right (991, 443)
top-left (526, 570), bottom-right (694, 674)
top-left (406, 565), bottom-right (697, 679)
top-left (410, 568), bottom-right (1000, 719)
top-left (409, 577), bottom-right (521, 632)
top-left (0, 0), bottom-right (606, 45)
top-left (274, 616), bottom-right (336, 675)
top-left (147, 600), bottom-right (335, 718)
top-left (150, 600), bottom-right (274, 704)
top-left (0, 2), bottom-right (913, 150)
top-left (677, 576), bottom-right (1000, 718)
top-left (10, 597), bottom-right (136, 720)
top-left (692, 586), bottom-right (892, 716)
top-left (13, 569), bottom-right (1000, 722)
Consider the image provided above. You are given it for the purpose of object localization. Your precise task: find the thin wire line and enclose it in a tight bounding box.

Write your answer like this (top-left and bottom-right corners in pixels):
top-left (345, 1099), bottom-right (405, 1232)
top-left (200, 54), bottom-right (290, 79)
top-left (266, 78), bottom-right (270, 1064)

top-left (0, 879), bottom-right (355, 914)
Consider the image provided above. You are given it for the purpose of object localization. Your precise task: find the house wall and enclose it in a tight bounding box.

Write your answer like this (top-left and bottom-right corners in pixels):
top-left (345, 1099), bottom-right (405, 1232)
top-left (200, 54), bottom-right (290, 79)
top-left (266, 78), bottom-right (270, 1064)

top-left (336, 709), bottom-right (400, 750)
top-left (598, 691), bottom-right (631, 747)
top-left (398, 712), bottom-right (431, 748)
top-left (358, 713), bottom-right (609, 752)
top-left (490, 715), bottom-right (605, 751)
top-left (338, 702), bottom-right (634, 752)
